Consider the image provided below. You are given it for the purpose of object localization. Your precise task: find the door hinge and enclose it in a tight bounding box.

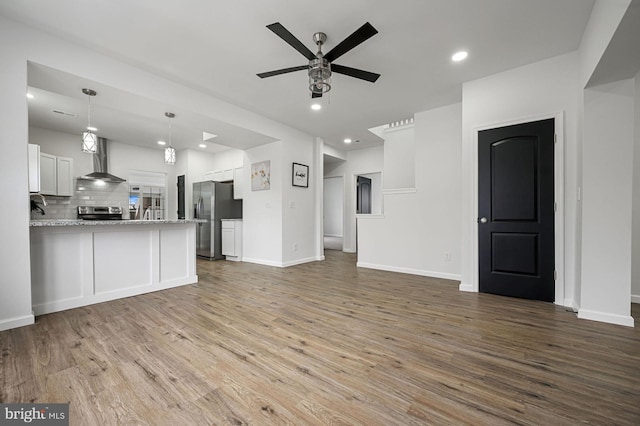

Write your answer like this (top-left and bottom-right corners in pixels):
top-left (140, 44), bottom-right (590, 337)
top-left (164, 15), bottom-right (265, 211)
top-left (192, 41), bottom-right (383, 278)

top-left (554, 270), bottom-right (557, 281)
top-left (554, 202), bottom-right (557, 212)
top-left (554, 134), bottom-right (557, 143)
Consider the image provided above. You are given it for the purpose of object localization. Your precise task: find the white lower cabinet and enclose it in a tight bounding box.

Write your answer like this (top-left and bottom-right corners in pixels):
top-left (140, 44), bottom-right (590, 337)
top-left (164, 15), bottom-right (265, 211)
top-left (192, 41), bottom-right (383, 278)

top-left (221, 219), bottom-right (242, 261)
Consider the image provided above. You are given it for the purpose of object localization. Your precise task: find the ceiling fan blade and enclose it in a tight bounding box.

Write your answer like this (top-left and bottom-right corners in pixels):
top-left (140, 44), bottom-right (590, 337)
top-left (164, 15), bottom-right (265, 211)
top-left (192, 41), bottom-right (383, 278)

top-left (257, 65), bottom-right (308, 78)
top-left (266, 22), bottom-right (316, 61)
top-left (331, 64), bottom-right (380, 83)
top-left (311, 91), bottom-right (323, 98)
top-left (324, 22), bottom-right (378, 63)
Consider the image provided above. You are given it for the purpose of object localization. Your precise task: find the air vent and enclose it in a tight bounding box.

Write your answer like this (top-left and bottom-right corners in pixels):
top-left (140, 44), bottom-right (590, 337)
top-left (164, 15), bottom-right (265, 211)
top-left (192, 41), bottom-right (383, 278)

top-left (51, 109), bottom-right (76, 117)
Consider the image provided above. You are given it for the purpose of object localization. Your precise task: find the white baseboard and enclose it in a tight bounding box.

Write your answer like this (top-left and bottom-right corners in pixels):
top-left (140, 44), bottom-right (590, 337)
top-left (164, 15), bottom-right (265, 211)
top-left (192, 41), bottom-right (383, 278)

top-left (357, 262), bottom-right (461, 281)
top-left (0, 313), bottom-right (35, 331)
top-left (282, 256), bottom-right (323, 267)
top-left (459, 283), bottom-right (475, 292)
top-left (323, 234), bottom-right (343, 238)
top-left (631, 294), bottom-right (640, 304)
top-left (343, 248), bottom-right (356, 253)
top-left (243, 256), bottom-right (324, 268)
top-left (242, 257), bottom-right (283, 267)
top-left (577, 308), bottom-right (635, 327)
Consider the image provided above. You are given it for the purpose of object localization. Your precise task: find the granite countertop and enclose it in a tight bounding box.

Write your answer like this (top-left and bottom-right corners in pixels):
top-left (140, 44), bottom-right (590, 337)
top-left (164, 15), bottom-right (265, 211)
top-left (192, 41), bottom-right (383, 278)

top-left (30, 219), bottom-right (201, 227)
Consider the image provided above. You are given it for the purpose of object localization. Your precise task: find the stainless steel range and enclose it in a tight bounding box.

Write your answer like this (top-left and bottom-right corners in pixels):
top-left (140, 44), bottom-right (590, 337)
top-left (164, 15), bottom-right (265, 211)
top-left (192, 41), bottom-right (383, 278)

top-left (78, 206), bottom-right (123, 220)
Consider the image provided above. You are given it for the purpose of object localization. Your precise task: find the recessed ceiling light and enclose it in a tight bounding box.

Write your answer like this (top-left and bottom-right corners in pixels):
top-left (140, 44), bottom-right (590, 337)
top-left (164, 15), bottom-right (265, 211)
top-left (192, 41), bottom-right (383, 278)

top-left (157, 140), bottom-right (166, 146)
top-left (27, 93), bottom-right (34, 99)
top-left (86, 126), bottom-right (98, 132)
top-left (452, 51), bottom-right (468, 62)
top-left (311, 103), bottom-right (322, 111)
top-left (199, 144), bottom-right (207, 148)
top-left (344, 138), bottom-right (352, 144)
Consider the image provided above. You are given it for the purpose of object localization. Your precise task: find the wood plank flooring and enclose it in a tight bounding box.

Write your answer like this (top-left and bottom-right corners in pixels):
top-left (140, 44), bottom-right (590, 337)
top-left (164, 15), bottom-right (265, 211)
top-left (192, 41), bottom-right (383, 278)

top-left (1, 251), bottom-right (639, 425)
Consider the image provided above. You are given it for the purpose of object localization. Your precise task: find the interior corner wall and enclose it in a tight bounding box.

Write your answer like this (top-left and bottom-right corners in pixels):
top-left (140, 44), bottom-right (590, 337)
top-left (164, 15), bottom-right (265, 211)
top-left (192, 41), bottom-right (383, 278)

top-left (630, 73), bottom-right (640, 303)
top-left (461, 52), bottom-right (581, 303)
top-left (357, 103), bottom-right (462, 281)
top-left (578, 0), bottom-right (633, 87)
top-left (579, 79), bottom-right (635, 326)
top-left (0, 30), bottom-right (34, 330)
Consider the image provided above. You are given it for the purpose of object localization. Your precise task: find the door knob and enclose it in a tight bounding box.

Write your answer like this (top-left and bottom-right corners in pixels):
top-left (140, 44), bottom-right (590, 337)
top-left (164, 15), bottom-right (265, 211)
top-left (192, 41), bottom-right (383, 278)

top-left (479, 217), bottom-right (488, 224)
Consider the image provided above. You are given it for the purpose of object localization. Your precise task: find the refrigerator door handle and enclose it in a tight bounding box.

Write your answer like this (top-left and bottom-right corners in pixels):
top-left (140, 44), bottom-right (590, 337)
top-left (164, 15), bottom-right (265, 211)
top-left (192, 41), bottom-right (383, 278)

top-left (196, 197), bottom-right (203, 222)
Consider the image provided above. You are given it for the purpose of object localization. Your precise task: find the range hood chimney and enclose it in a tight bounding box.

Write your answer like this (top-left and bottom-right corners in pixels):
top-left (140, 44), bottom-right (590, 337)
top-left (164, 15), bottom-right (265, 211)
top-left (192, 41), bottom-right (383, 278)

top-left (78, 137), bottom-right (126, 183)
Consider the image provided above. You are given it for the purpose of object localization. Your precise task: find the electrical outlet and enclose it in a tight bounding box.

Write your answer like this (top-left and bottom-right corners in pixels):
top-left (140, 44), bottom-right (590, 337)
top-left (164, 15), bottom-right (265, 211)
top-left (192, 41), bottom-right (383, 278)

top-left (444, 252), bottom-right (451, 262)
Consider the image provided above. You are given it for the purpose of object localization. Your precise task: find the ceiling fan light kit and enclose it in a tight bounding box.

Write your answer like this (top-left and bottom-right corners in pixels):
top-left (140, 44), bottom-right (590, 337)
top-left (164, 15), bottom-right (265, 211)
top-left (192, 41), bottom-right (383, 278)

top-left (258, 22), bottom-right (380, 98)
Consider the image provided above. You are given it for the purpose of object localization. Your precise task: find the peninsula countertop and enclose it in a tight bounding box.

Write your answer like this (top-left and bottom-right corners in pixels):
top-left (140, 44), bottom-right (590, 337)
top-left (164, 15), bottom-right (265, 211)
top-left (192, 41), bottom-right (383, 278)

top-left (30, 219), bottom-right (202, 227)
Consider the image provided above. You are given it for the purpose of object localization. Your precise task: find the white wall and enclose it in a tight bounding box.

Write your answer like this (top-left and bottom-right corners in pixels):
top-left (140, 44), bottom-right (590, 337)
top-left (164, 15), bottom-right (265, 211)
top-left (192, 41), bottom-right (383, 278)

top-left (357, 103), bottom-right (462, 280)
top-left (383, 125), bottom-right (415, 190)
top-left (461, 53), bottom-right (580, 307)
top-left (579, 79), bottom-right (635, 326)
top-left (323, 176), bottom-right (343, 237)
top-left (325, 146), bottom-right (384, 252)
top-left (633, 73), bottom-right (640, 303)
top-left (281, 137), bottom-right (318, 266)
top-left (0, 32), bottom-right (33, 330)
top-left (242, 142), bottom-right (283, 265)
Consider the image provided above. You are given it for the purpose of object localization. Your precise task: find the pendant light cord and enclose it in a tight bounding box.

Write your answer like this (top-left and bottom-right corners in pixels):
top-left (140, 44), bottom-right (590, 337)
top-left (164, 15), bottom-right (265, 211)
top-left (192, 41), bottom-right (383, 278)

top-left (87, 94), bottom-right (91, 130)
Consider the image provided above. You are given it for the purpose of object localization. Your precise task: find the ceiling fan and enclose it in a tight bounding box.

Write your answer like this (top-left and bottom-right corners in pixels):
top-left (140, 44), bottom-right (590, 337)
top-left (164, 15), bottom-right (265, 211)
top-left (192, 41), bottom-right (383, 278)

top-left (257, 22), bottom-right (380, 98)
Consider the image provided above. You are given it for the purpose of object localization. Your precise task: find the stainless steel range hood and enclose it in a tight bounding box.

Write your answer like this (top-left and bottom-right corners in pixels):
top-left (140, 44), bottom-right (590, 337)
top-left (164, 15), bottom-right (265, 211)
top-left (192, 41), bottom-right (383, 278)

top-left (77, 137), bottom-right (126, 183)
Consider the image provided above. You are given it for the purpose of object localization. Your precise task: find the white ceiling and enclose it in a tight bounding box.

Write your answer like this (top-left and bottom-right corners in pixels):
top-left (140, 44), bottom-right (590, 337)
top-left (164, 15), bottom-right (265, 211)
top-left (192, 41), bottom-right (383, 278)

top-left (1, 0), bottom-right (595, 153)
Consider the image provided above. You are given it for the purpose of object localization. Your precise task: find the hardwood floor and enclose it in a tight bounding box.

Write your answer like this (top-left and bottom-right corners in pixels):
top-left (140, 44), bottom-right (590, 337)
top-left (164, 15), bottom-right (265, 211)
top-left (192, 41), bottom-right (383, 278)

top-left (2, 251), bottom-right (639, 425)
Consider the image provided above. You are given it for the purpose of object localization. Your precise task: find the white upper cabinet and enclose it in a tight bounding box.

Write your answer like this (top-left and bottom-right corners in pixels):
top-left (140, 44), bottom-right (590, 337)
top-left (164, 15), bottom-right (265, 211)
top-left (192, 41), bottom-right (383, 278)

top-left (204, 168), bottom-right (235, 182)
top-left (39, 152), bottom-right (73, 196)
top-left (56, 156), bottom-right (73, 196)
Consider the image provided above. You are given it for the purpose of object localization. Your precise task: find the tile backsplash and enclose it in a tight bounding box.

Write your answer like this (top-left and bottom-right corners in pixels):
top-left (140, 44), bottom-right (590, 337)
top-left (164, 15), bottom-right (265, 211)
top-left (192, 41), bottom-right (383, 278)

top-left (31, 180), bottom-right (129, 220)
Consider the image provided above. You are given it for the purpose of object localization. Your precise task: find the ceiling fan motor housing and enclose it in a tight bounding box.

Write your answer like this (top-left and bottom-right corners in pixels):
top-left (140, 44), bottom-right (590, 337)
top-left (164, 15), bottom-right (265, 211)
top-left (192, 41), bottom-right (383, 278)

top-left (309, 58), bottom-right (331, 80)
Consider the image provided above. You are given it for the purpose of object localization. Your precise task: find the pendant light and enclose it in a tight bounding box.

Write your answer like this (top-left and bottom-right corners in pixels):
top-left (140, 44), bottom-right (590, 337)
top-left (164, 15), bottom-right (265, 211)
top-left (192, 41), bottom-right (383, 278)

top-left (164, 112), bottom-right (176, 165)
top-left (81, 88), bottom-right (98, 153)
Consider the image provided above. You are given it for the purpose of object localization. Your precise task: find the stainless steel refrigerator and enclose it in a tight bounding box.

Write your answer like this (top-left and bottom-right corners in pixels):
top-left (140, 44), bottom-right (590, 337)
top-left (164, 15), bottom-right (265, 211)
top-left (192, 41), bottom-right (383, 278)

top-left (193, 181), bottom-right (242, 260)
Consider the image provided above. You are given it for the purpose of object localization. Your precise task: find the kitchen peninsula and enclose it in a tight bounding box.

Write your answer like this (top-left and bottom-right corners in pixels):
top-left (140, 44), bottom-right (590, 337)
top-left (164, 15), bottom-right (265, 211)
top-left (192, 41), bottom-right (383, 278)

top-left (30, 219), bottom-right (198, 315)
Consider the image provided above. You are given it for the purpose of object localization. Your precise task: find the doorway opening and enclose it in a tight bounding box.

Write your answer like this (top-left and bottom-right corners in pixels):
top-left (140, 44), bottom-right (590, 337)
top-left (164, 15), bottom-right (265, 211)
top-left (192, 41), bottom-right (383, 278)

top-left (323, 176), bottom-right (343, 251)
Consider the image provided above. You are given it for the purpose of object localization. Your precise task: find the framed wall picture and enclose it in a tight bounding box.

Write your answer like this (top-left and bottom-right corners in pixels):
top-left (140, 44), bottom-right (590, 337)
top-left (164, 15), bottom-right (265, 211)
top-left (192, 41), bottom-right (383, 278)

top-left (251, 160), bottom-right (270, 191)
top-left (292, 163), bottom-right (309, 188)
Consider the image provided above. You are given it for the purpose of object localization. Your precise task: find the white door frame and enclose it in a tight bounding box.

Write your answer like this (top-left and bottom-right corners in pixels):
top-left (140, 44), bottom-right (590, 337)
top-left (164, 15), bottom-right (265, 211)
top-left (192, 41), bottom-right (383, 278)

top-left (465, 111), bottom-right (566, 305)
